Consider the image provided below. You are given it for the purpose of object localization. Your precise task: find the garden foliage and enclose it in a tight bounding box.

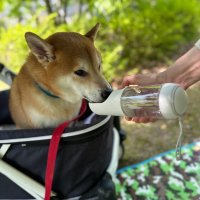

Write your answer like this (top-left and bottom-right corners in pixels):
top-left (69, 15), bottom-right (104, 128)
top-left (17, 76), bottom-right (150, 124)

top-left (0, 0), bottom-right (200, 80)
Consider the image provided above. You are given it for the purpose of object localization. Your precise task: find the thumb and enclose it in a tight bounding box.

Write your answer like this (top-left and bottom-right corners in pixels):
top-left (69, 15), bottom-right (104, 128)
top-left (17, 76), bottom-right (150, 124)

top-left (119, 74), bottom-right (158, 89)
top-left (119, 74), bottom-right (146, 89)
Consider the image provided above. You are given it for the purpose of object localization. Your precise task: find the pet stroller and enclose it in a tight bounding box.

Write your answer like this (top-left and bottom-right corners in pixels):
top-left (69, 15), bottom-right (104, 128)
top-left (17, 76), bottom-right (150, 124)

top-left (0, 63), bottom-right (125, 200)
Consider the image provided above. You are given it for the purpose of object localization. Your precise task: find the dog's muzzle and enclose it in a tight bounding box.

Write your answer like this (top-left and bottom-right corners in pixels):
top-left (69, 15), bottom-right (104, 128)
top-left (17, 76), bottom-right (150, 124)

top-left (101, 88), bottom-right (113, 100)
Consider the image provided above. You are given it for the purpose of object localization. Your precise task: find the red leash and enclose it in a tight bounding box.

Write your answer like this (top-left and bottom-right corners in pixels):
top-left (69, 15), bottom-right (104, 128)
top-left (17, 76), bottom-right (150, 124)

top-left (44, 100), bottom-right (87, 200)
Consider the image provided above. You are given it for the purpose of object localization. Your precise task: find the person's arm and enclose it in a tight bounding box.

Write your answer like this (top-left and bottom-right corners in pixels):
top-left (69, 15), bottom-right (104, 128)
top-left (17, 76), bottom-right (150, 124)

top-left (121, 42), bottom-right (200, 90)
top-left (159, 45), bottom-right (200, 89)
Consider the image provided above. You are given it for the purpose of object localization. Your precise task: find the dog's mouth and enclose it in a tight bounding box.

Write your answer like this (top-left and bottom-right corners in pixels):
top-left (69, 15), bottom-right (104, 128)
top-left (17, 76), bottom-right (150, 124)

top-left (83, 96), bottom-right (105, 103)
top-left (83, 96), bottom-right (95, 103)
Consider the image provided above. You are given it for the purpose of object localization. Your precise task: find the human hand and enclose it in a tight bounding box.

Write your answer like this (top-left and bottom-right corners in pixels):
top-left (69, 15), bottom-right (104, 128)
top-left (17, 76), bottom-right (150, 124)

top-left (120, 73), bottom-right (159, 88)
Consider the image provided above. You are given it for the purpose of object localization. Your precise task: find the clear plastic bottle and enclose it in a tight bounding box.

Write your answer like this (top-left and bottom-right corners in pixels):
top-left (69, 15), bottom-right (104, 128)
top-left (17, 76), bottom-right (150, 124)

top-left (121, 85), bottom-right (161, 118)
top-left (89, 83), bottom-right (188, 119)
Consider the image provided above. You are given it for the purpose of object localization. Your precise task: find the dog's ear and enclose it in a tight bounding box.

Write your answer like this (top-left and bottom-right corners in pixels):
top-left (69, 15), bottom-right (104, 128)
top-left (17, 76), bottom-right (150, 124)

top-left (25, 32), bottom-right (55, 65)
top-left (85, 23), bottom-right (100, 41)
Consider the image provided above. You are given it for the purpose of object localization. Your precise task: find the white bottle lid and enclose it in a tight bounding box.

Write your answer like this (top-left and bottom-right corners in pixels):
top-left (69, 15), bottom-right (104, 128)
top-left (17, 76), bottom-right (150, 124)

top-left (159, 83), bottom-right (188, 119)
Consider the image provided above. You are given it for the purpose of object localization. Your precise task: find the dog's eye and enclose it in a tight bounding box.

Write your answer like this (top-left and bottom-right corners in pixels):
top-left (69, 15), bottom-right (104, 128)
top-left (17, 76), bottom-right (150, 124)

top-left (74, 70), bottom-right (88, 77)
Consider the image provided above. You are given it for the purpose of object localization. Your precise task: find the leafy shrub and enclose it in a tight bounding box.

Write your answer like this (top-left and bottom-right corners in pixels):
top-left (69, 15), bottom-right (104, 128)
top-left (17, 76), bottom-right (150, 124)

top-left (89, 0), bottom-right (200, 79)
top-left (1, 0), bottom-right (200, 81)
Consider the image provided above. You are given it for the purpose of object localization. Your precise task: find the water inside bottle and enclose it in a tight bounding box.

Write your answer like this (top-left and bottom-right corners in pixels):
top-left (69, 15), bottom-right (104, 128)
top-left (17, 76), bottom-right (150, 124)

top-left (121, 85), bottom-right (162, 118)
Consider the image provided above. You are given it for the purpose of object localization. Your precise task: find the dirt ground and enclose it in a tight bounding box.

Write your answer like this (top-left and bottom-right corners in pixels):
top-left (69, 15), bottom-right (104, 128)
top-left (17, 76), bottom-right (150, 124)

top-left (119, 85), bottom-right (200, 167)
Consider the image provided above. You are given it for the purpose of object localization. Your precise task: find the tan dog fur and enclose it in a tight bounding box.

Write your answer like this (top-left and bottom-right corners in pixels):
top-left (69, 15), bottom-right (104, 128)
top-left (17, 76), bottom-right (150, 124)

top-left (9, 24), bottom-right (111, 128)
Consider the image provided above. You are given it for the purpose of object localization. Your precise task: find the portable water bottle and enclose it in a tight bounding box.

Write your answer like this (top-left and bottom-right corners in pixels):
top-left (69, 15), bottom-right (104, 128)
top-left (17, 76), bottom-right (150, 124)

top-left (89, 83), bottom-right (188, 119)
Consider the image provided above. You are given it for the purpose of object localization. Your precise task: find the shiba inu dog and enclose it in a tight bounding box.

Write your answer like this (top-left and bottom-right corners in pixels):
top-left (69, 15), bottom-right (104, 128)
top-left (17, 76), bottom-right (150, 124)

top-left (9, 23), bottom-right (112, 128)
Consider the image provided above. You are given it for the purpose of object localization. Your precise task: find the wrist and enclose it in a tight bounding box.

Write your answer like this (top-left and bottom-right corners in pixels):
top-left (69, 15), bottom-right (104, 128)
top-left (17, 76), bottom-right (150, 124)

top-left (155, 71), bottom-right (168, 84)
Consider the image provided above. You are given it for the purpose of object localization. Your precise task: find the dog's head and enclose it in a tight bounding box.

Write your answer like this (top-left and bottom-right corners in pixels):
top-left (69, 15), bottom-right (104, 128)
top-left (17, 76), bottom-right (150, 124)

top-left (25, 23), bottom-right (112, 103)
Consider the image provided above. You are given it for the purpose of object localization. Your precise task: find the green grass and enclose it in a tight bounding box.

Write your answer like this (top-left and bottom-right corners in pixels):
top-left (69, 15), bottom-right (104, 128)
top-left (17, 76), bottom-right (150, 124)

top-left (120, 86), bottom-right (200, 167)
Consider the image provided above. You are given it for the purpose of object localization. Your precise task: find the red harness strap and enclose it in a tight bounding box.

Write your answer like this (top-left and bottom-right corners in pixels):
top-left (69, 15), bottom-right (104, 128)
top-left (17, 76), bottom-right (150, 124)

top-left (44, 100), bottom-right (87, 200)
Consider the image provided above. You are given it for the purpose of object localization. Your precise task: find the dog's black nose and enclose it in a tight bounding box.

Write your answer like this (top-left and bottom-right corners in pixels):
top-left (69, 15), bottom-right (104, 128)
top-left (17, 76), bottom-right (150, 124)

top-left (101, 88), bottom-right (113, 100)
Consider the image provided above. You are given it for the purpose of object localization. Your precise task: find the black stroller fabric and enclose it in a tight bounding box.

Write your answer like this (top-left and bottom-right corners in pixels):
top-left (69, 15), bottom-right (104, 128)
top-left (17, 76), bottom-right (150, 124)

top-left (0, 90), bottom-right (115, 199)
top-left (0, 90), bottom-right (13, 124)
